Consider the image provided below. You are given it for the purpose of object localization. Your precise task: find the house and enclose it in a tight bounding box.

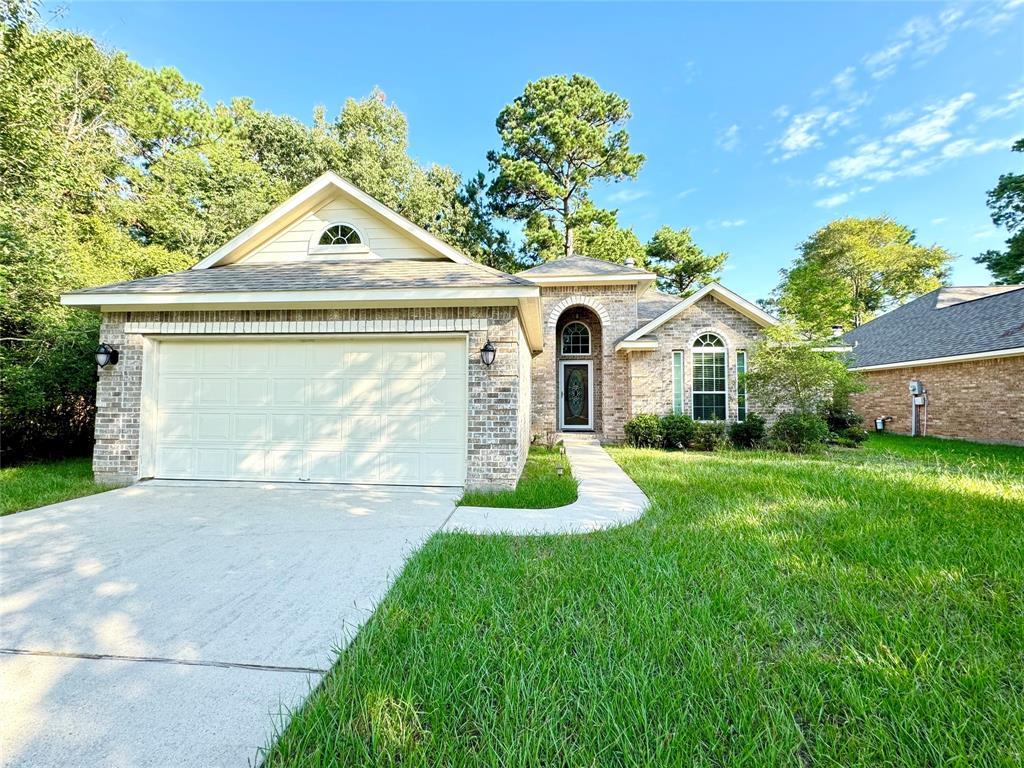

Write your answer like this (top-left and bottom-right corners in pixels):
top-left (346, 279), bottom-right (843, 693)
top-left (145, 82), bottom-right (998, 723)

top-left (61, 173), bottom-right (776, 490)
top-left (844, 285), bottom-right (1024, 445)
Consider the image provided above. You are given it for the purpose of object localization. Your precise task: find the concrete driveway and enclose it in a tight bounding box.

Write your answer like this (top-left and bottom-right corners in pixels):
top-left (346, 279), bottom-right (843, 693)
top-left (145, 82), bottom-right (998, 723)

top-left (0, 480), bottom-right (460, 767)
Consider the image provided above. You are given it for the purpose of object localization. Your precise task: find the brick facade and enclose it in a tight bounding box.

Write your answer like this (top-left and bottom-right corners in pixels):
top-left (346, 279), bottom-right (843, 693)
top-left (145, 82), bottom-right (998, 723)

top-left (93, 306), bottom-right (531, 490)
top-left (851, 355), bottom-right (1024, 445)
top-left (629, 296), bottom-right (765, 421)
top-left (530, 285), bottom-right (638, 441)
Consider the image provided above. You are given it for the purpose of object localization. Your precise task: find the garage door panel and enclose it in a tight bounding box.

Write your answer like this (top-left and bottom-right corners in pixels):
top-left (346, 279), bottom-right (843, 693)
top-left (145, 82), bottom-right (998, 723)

top-left (271, 379), bottom-right (306, 406)
top-left (160, 378), bottom-right (195, 406)
top-left (236, 379), bottom-right (269, 406)
top-left (153, 338), bottom-right (466, 486)
top-left (196, 414), bottom-right (230, 441)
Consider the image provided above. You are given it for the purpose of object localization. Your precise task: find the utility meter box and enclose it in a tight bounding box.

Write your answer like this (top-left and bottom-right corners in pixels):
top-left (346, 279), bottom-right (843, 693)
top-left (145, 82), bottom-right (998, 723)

top-left (908, 380), bottom-right (925, 395)
top-left (913, 395), bottom-right (926, 406)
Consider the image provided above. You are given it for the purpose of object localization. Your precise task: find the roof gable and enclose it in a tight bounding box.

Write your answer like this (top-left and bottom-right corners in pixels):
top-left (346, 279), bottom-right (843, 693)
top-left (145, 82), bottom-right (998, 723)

top-left (192, 172), bottom-right (474, 269)
top-left (618, 283), bottom-right (777, 349)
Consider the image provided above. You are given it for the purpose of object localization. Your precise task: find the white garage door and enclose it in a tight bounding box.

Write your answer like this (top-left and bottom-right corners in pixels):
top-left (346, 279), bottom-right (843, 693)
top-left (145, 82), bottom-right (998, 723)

top-left (151, 337), bottom-right (467, 486)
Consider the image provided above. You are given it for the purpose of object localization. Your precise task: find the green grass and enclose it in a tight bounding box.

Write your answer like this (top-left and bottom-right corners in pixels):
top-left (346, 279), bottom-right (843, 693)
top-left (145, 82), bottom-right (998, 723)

top-left (457, 445), bottom-right (577, 508)
top-left (264, 435), bottom-right (1024, 767)
top-left (0, 457), bottom-right (116, 516)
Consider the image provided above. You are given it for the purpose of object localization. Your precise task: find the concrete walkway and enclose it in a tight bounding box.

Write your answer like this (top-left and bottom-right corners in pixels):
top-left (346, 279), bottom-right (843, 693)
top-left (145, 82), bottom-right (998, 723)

top-left (444, 441), bottom-right (648, 535)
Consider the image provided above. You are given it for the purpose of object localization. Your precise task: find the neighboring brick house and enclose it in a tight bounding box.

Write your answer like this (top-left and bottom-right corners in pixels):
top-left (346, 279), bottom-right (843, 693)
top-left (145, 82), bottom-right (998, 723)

top-left (62, 172), bottom-right (776, 491)
top-left (844, 285), bottom-right (1024, 445)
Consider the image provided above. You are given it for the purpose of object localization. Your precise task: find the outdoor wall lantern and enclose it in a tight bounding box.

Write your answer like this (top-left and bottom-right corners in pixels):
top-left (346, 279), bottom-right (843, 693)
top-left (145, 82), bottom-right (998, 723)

top-left (480, 340), bottom-right (497, 367)
top-left (95, 343), bottom-right (119, 368)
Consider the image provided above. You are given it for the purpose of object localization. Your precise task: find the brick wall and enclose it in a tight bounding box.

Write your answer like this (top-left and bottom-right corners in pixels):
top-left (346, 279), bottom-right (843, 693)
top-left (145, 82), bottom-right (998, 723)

top-left (629, 295), bottom-right (765, 421)
top-left (851, 355), bottom-right (1024, 445)
top-left (530, 284), bottom-right (638, 441)
top-left (93, 306), bottom-right (531, 490)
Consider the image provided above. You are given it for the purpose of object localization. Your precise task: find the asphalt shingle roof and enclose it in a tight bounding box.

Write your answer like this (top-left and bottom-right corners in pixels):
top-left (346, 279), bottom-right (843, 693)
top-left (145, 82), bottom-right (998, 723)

top-left (844, 285), bottom-right (1024, 367)
top-left (637, 289), bottom-right (684, 323)
top-left (65, 260), bottom-right (534, 295)
top-left (517, 254), bottom-right (653, 278)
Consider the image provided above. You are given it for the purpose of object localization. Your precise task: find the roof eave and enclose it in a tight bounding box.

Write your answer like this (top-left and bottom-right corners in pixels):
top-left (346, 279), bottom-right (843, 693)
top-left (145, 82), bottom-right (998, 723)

top-left (848, 346), bottom-right (1024, 371)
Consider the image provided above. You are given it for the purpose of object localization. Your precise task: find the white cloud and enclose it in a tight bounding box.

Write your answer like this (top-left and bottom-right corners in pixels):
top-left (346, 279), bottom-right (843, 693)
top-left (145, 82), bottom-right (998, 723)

top-left (773, 104), bottom-right (861, 160)
top-left (978, 87), bottom-right (1024, 120)
top-left (931, 217), bottom-right (947, 225)
top-left (676, 188), bottom-right (697, 199)
top-left (815, 192), bottom-right (853, 208)
top-left (973, 226), bottom-right (999, 239)
top-left (707, 218), bottom-right (747, 229)
top-left (815, 93), bottom-right (984, 188)
top-left (831, 67), bottom-right (857, 92)
top-left (773, 105), bottom-right (791, 121)
top-left (863, 41), bottom-right (910, 79)
top-left (882, 109), bottom-right (913, 127)
top-left (716, 124), bottom-right (741, 151)
top-left (607, 188), bottom-right (649, 203)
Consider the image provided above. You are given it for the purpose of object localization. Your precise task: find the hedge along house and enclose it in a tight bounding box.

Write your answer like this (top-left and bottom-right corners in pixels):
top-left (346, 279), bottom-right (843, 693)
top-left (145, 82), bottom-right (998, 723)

top-left (62, 173), bottom-right (776, 491)
top-left (844, 285), bottom-right (1024, 445)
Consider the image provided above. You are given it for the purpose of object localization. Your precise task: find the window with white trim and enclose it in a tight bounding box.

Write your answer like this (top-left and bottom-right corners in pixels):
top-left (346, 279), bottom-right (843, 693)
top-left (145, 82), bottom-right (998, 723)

top-left (692, 333), bottom-right (726, 421)
top-left (310, 223), bottom-right (368, 254)
top-left (561, 322), bottom-right (591, 355)
top-left (672, 350), bottom-right (684, 414)
top-left (736, 350), bottom-right (747, 422)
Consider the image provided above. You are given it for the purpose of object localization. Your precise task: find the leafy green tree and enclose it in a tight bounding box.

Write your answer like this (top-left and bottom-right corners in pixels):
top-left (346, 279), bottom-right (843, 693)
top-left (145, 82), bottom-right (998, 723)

top-left (488, 74), bottom-right (645, 260)
top-left (575, 222), bottom-right (647, 266)
top-left (646, 226), bottom-right (727, 295)
top-left (773, 216), bottom-right (952, 334)
top-left (745, 325), bottom-right (864, 415)
top-left (975, 138), bottom-right (1024, 285)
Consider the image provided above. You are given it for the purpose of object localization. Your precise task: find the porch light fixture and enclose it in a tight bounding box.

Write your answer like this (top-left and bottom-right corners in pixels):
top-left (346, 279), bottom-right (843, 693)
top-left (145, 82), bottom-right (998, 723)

top-left (480, 340), bottom-right (497, 367)
top-left (95, 343), bottom-right (119, 368)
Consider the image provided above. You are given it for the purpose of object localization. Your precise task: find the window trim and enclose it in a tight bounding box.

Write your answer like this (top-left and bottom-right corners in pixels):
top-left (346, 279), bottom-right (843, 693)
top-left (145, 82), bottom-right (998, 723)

top-left (308, 222), bottom-right (370, 255)
top-left (691, 332), bottom-right (728, 421)
top-left (672, 350), bottom-right (684, 415)
top-left (736, 350), bottom-right (747, 422)
top-left (560, 321), bottom-right (592, 356)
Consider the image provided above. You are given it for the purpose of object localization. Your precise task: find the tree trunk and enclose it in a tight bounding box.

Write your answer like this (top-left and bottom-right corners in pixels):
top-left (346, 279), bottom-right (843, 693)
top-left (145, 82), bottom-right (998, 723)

top-left (562, 196), bottom-right (572, 258)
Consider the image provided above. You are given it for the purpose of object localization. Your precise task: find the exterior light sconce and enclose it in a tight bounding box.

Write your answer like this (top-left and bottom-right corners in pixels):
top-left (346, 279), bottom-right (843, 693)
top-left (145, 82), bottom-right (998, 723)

top-left (480, 340), bottom-right (496, 367)
top-left (95, 343), bottom-right (119, 368)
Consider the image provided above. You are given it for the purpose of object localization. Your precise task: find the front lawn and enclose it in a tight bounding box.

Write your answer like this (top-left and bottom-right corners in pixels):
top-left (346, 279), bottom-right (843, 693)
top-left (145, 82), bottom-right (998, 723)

top-left (264, 435), bottom-right (1023, 766)
top-left (457, 444), bottom-right (577, 508)
top-left (1, 457), bottom-right (116, 516)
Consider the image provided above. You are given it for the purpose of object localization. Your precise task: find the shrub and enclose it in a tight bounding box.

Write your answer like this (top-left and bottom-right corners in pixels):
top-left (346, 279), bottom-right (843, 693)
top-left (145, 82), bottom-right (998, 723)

top-left (728, 413), bottom-right (767, 448)
top-left (830, 425), bottom-right (868, 446)
top-left (769, 412), bottom-right (829, 453)
top-left (624, 413), bottom-right (664, 448)
top-left (692, 418), bottom-right (729, 452)
top-left (661, 413), bottom-right (696, 449)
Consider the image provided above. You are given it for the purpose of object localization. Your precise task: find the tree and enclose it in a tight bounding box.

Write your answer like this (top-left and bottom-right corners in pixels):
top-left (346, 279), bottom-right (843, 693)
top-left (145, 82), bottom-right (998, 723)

top-left (454, 172), bottom-right (518, 272)
top-left (772, 216), bottom-right (952, 334)
top-left (975, 138), bottom-right (1024, 285)
top-left (646, 226), bottom-right (727, 295)
top-left (575, 221), bottom-right (647, 266)
top-left (744, 325), bottom-right (864, 415)
top-left (487, 74), bottom-right (645, 260)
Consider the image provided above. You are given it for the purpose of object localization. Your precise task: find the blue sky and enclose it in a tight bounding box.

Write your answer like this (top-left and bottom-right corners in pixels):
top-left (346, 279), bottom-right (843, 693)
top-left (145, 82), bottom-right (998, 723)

top-left (50, 1), bottom-right (1023, 301)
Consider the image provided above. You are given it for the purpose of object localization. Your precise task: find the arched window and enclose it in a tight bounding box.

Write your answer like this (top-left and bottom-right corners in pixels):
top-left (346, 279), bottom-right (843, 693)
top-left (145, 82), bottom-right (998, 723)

top-left (318, 223), bottom-right (363, 246)
top-left (561, 322), bottom-right (591, 355)
top-left (692, 333), bottom-right (726, 420)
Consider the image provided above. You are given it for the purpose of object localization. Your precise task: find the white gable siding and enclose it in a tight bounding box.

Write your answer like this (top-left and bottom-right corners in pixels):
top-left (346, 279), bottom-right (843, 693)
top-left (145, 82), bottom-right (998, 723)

top-left (240, 197), bottom-right (443, 264)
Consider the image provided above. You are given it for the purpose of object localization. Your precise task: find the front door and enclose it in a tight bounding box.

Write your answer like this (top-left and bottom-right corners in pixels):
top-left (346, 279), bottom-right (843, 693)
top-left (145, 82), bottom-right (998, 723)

top-left (559, 361), bottom-right (592, 431)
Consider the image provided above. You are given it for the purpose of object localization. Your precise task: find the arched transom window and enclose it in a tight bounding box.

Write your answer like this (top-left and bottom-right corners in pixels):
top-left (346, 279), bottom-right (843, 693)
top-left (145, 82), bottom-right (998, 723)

top-left (318, 223), bottom-right (363, 247)
top-left (561, 322), bottom-right (591, 355)
top-left (692, 333), bottom-right (726, 421)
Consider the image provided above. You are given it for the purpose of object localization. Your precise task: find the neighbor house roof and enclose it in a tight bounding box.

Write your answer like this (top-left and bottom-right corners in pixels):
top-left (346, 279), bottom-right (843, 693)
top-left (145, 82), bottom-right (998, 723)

top-left (517, 254), bottom-right (656, 287)
top-left (63, 260), bottom-right (533, 295)
top-left (844, 285), bottom-right (1024, 370)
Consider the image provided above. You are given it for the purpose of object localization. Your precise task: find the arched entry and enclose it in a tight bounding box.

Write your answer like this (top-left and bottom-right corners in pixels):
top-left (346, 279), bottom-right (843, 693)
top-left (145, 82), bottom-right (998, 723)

top-left (554, 306), bottom-right (603, 431)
